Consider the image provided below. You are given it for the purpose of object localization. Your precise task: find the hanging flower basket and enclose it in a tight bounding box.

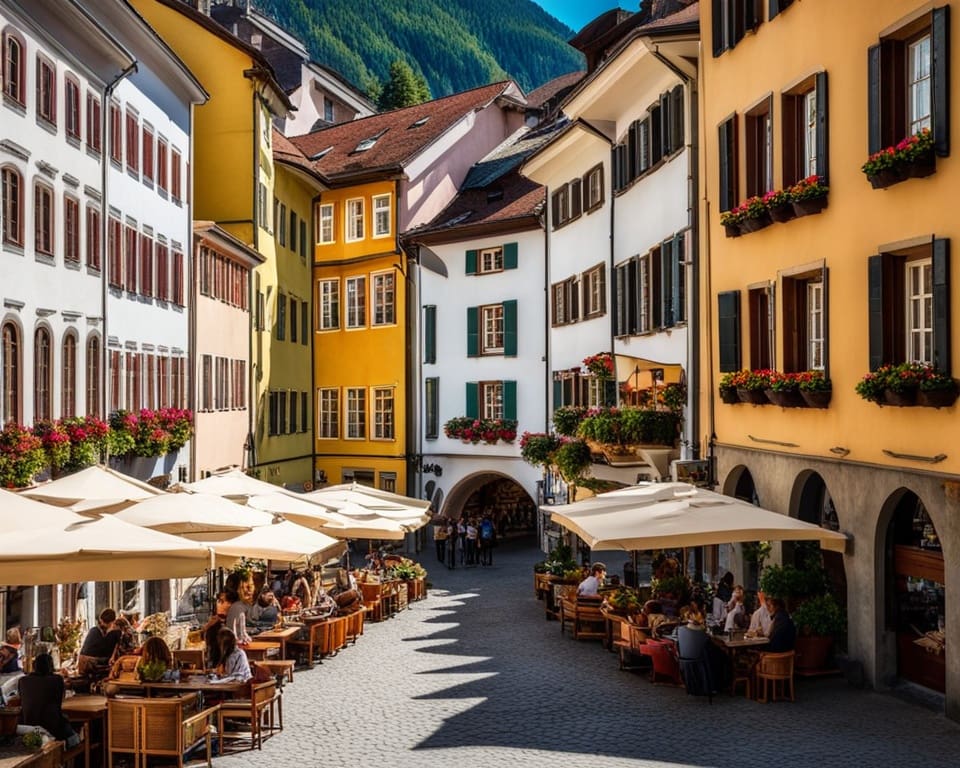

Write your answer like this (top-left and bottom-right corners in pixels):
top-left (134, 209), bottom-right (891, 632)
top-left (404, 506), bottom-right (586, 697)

top-left (800, 390), bottom-right (832, 409)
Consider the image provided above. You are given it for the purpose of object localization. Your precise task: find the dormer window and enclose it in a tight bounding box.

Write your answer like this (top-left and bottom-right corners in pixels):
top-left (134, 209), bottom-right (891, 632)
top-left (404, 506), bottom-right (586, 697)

top-left (353, 129), bottom-right (387, 153)
top-left (409, 116), bottom-right (429, 128)
top-left (311, 146), bottom-right (333, 161)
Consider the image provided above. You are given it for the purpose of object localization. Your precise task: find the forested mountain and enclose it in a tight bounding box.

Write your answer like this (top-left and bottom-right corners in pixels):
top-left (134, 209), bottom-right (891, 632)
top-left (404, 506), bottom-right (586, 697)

top-left (255, 0), bottom-right (585, 98)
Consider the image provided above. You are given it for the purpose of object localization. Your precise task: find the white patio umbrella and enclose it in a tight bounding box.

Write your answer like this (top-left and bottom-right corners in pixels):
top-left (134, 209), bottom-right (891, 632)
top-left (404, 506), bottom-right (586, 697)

top-left (248, 493), bottom-right (405, 540)
top-left (0, 488), bottom-right (87, 529)
top-left (548, 483), bottom-right (849, 553)
top-left (204, 519), bottom-right (347, 564)
top-left (112, 493), bottom-right (277, 541)
top-left (179, 469), bottom-right (288, 498)
top-left (20, 465), bottom-right (163, 511)
top-left (303, 487), bottom-right (430, 530)
top-left (0, 515), bottom-right (221, 585)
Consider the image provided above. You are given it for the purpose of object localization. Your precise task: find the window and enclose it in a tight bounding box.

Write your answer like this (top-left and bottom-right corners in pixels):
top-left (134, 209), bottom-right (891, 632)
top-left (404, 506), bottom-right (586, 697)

top-left (155, 242), bottom-right (169, 301)
top-left (614, 86), bottom-right (684, 192)
top-left (868, 9), bottom-right (948, 159)
top-left (139, 233), bottom-right (153, 297)
top-left (109, 103), bottom-right (122, 164)
top-left (324, 97), bottom-right (334, 123)
top-left (107, 217), bottom-right (122, 287)
top-left (277, 291), bottom-right (286, 340)
top-left (346, 276), bottom-right (366, 328)
top-left (373, 194), bottom-right (391, 238)
top-left (711, 0), bottom-right (762, 57)
top-left (318, 203), bottom-right (334, 244)
top-left (201, 355), bottom-right (212, 410)
top-left (171, 249), bottom-right (184, 306)
top-left (290, 210), bottom-right (297, 252)
top-left (301, 301), bottom-right (308, 346)
top-left (466, 243), bottom-right (517, 275)
top-left (61, 334), bottom-right (76, 417)
top-left (85, 335), bottom-right (100, 417)
top-left (85, 206), bottom-right (101, 269)
top-left (125, 110), bottom-right (139, 174)
top-left (613, 253), bottom-right (653, 337)
top-left (267, 390), bottom-right (277, 434)
top-left (481, 304), bottom-right (504, 354)
top-left (550, 184), bottom-right (571, 229)
top-left (300, 391), bottom-right (308, 433)
top-left (258, 183), bottom-right (269, 230)
top-left (157, 140), bottom-right (168, 193)
top-left (717, 291), bottom-right (742, 373)
top-left (379, 472), bottom-right (397, 492)
top-left (584, 164), bottom-right (604, 211)
top-left (372, 272), bottom-right (395, 326)
top-left (124, 225), bottom-right (138, 292)
top-left (289, 386), bottom-right (297, 431)
top-left (142, 125), bottom-right (154, 184)
top-left (3, 30), bottom-right (25, 105)
top-left (1, 322), bottom-right (20, 423)
top-left (555, 369), bottom-right (608, 409)
top-left (34, 183), bottom-right (54, 256)
top-left (345, 198), bottom-right (364, 241)
top-left (425, 376), bottom-right (438, 439)
top-left (300, 220), bottom-right (307, 259)
top-left (551, 277), bottom-right (580, 326)
top-left (1, 166), bottom-right (23, 246)
top-left (171, 149), bottom-right (182, 201)
top-left (745, 97), bottom-right (773, 198)
top-left (583, 264), bottom-right (606, 317)
top-left (346, 387), bottom-right (366, 438)
top-left (781, 265), bottom-right (827, 373)
top-left (34, 327), bottom-right (52, 421)
top-left (318, 279), bottom-right (340, 330)
top-left (290, 297), bottom-right (298, 343)
top-left (318, 388), bottom-right (339, 438)
top-left (655, 234), bottom-right (686, 328)
top-left (480, 247), bottom-right (503, 274)
top-left (86, 93), bottom-right (101, 153)
top-left (868, 240), bottom-right (949, 372)
top-left (278, 202), bottom-right (286, 245)
top-left (373, 387), bottom-right (394, 439)
top-left (748, 283), bottom-right (774, 370)
top-left (36, 56), bottom-right (56, 126)
top-left (718, 114), bottom-right (739, 212)
top-left (65, 76), bottom-right (81, 141)
top-left (279, 391), bottom-right (287, 434)
top-left (480, 381), bottom-right (503, 419)
top-left (782, 73), bottom-right (828, 187)
top-left (468, 300), bottom-right (517, 357)
top-left (109, 349), bottom-right (121, 412)
top-left (423, 305), bottom-right (436, 364)
top-left (64, 196), bottom-right (80, 263)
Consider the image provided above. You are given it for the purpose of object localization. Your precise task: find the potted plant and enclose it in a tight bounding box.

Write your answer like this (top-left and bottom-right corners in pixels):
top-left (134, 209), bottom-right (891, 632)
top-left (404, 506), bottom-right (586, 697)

top-left (720, 206), bottom-right (744, 238)
top-left (0, 422), bottom-right (46, 489)
top-left (582, 352), bottom-right (615, 380)
top-left (854, 366), bottom-right (889, 404)
top-left (765, 371), bottom-right (805, 408)
top-left (792, 593), bottom-right (845, 672)
top-left (763, 188), bottom-right (795, 223)
top-left (796, 370), bottom-right (832, 408)
top-left (553, 439), bottom-right (592, 486)
top-left (659, 382), bottom-right (686, 413)
top-left (519, 432), bottom-right (561, 467)
top-left (882, 361), bottom-right (923, 406)
top-left (603, 587), bottom-right (642, 616)
top-left (739, 195), bottom-right (772, 233)
top-left (789, 175), bottom-right (829, 216)
top-left (735, 369), bottom-right (773, 405)
top-left (718, 372), bottom-right (741, 404)
top-left (897, 127), bottom-right (935, 178)
top-left (552, 405), bottom-right (585, 437)
top-left (917, 365), bottom-right (959, 408)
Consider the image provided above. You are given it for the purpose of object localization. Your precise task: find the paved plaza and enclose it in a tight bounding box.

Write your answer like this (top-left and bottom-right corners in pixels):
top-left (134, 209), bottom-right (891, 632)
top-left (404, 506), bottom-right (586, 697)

top-left (215, 538), bottom-right (960, 768)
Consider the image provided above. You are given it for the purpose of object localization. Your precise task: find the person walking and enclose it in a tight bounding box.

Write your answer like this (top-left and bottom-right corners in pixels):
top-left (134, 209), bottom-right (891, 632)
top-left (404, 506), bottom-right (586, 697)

top-left (478, 514), bottom-right (496, 566)
top-left (465, 518), bottom-right (478, 566)
top-left (446, 520), bottom-right (457, 570)
top-left (457, 518), bottom-right (467, 566)
top-left (434, 518), bottom-right (448, 563)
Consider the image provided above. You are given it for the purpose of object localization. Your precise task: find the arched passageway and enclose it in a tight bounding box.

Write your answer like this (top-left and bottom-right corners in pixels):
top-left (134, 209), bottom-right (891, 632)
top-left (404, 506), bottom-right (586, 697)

top-left (441, 472), bottom-right (537, 539)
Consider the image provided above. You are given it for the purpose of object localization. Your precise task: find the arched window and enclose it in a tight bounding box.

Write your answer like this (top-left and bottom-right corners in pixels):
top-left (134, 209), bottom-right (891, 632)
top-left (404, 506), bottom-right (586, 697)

top-left (1, 166), bottom-right (23, 247)
top-left (1, 321), bottom-right (20, 423)
top-left (34, 327), bottom-right (52, 421)
top-left (85, 335), bottom-right (100, 418)
top-left (62, 333), bottom-right (76, 418)
top-left (2, 28), bottom-right (26, 106)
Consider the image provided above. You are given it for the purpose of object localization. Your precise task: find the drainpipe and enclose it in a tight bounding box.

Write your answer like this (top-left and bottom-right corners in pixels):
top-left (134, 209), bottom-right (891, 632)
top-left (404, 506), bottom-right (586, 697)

top-left (187, 103), bottom-right (197, 481)
top-left (247, 87), bottom-right (262, 471)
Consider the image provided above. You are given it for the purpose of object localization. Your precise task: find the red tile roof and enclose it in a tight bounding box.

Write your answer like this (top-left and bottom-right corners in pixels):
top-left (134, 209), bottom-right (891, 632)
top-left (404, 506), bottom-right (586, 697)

top-left (526, 71), bottom-right (586, 109)
top-left (289, 81), bottom-right (522, 183)
top-left (634, 1), bottom-right (699, 32)
top-left (272, 128), bottom-right (321, 179)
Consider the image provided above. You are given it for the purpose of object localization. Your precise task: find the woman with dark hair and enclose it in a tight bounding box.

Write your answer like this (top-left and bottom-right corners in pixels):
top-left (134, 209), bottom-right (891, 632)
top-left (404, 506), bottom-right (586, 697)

top-left (223, 579), bottom-right (251, 645)
top-left (18, 654), bottom-right (80, 747)
top-left (203, 592), bottom-right (229, 668)
top-left (215, 629), bottom-right (252, 683)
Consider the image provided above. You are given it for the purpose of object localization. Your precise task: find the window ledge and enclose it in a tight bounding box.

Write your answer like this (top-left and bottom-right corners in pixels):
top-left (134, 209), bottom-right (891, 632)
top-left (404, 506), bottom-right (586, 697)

top-left (35, 252), bottom-right (55, 266)
top-left (2, 95), bottom-right (26, 115)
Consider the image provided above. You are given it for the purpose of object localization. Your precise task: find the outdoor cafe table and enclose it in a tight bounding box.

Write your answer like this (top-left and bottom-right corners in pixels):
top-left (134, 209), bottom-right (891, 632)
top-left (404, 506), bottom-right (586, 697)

top-left (711, 634), bottom-right (769, 694)
top-left (62, 695), bottom-right (108, 768)
top-left (239, 641), bottom-right (281, 661)
top-left (0, 740), bottom-right (62, 768)
top-left (110, 677), bottom-right (248, 699)
top-left (251, 627), bottom-right (299, 660)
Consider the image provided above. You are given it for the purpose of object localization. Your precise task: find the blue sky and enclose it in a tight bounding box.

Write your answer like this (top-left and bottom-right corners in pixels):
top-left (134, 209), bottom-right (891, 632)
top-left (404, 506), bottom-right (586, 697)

top-left (533, 0), bottom-right (628, 32)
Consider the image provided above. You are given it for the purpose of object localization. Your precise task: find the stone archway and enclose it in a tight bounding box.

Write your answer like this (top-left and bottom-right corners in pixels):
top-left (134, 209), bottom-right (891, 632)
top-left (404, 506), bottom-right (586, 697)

top-left (722, 465), bottom-right (759, 504)
top-left (441, 471), bottom-right (537, 539)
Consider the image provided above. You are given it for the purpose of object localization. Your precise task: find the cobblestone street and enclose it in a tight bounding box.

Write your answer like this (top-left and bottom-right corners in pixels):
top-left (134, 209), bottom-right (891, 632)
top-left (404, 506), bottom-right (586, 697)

top-left (215, 538), bottom-right (960, 768)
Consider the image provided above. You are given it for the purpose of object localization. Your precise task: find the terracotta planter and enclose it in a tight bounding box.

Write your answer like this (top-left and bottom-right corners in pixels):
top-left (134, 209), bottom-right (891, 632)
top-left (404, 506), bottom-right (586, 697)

top-left (795, 634), bottom-right (834, 671)
top-left (906, 151), bottom-right (936, 178)
top-left (740, 212), bottom-right (772, 233)
top-left (736, 388), bottom-right (769, 405)
top-left (917, 387), bottom-right (959, 409)
top-left (723, 223), bottom-right (742, 238)
top-left (764, 388), bottom-right (805, 408)
top-left (768, 202), bottom-right (796, 223)
top-left (800, 389), bottom-right (832, 409)
top-left (719, 386), bottom-right (740, 404)
top-left (882, 388), bottom-right (918, 407)
top-left (867, 167), bottom-right (906, 189)
top-left (792, 196), bottom-right (828, 217)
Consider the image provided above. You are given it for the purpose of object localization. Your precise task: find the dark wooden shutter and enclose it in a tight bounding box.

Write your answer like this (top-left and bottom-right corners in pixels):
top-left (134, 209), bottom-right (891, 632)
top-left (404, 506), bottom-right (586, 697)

top-left (660, 92), bottom-right (672, 155)
top-left (553, 377), bottom-right (562, 410)
top-left (712, 0), bottom-right (725, 56)
top-left (815, 70), bottom-right (829, 182)
top-left (660, 239), bottom-right (674, 327)
top-left (670, 85), bottom-right (684, 153)
top-left (570, 179), bottom-right (583, 219)
top-left (465, 249), bottom-right (477, 275)
top-left (611, 265), bottom-right (621, 335)
top-left (651, 104), bottom-right (663, 165)
top-left (466, 306), bottom-right (479, 357)
top-left (551, 191), bottom-right (561, 229)
top-left (628, 121), bottom-right (640, 181)
top-left (651, 247), bottom-right (663, 328)
top-left (821, 266), bottom-right (830, 378)
top-left (932, 5), bottom-right (950, 157)
top-left (867, 254), bottom-right (885, 370)
top-left (672, 233), bottom-right (685, 324)
top-left (718, 116), bottom-right (738, 211)
top-left (502, 299), bottom-right (517, 357)
top-left (465, 382), bottom-right (478, 419)
top-left (503, 242), bottom-right (518, 270)
top-left (598, 266), bottom-right (607, 314)
top-left (424, 305), bottom-right (436, 364)
top-left (503, 380), bottom-right (517, 420)
top-left (627, 258), bottom-right (638, 334)
top-left (768, 0), bottom-right (780, 20)
top-left (933, 238), bottom-right (951, 372)
top-left (570, 278), bottom-right (580, 321)
top-left (867, 44), bottom-right (882, 155)
top-left (717, 290), bottom-right (741, 372)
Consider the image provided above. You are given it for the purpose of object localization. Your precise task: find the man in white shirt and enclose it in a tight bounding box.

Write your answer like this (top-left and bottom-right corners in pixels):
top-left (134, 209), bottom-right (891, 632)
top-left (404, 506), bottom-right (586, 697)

top-left (577, 563), bottom-right (607, 597)
top-left (748, 593), bottom-right (773, 636)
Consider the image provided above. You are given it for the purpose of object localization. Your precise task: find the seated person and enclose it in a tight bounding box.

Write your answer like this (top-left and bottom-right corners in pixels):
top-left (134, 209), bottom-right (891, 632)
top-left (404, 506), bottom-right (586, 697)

top-left (18, 653), bottom-right (80, 748)
top-left (77, 609), bottom-right (121, 676)
top-left (765, 597), bottom-right (797, 652)
top-left (137, 636), bottom-right (173, 678)
top-left (0, 628), bottom-right (23, 704)
top-left (204, 592), bottom-right (229, 669)
top-left (723, 585), bottom-right (749, 631)
top-left (222, 580), bottom-right (252, 645)
top-left (576, 563), bottom-right (606, 598)
top-left (109, 617), bottom-right (137, 664)
top-left (716, 572), bottom-right (734, 604)
top-left (250, 590), bottom-right (280, 625)
top-left (641, 600), bottom-right (668, 634)
top-left (748, 591), bottom-right (773, 637)
top-left (679, 600), bottom-right (705, 625)
top-left (216, 629), bottom-right (252, 683)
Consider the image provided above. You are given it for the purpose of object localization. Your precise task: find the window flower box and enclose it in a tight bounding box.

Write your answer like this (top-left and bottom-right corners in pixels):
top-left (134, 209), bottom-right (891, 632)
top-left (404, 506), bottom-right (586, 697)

top-left (789, 175), bottom-right (828, 217)
top-left (855, 362), bottom-right (956, 408)
top-left (763, 189), bottom-right (795, 223)
top-left (719, 386), bottom-right (740, 404)
top-left (720, 207), bottom-right (745, 238)
top-left (796, 371), bottom-right (832, 408)
top-left (739, 196), bottom-right (772, 233)
top-left (444, 417), bottom-right (518, 444)
top-left (862, 128), bottom-right (935, 189)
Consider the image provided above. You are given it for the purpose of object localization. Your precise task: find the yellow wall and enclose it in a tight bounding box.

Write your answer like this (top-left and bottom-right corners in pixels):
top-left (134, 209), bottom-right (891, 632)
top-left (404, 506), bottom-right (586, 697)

top-left (701, 0), bottom-right (960, 473)
top-left (313, 181), bottom-right (407, 492)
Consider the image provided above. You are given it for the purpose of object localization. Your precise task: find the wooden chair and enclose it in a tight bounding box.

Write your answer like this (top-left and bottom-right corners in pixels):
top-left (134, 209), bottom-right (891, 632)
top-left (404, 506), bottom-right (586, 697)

top-left (107, 698), bottom-right (141, 768)
top-left (286, 621), bottom-right (325, 668)
top-left (756, 651), bottom-right (795, 702)
top-left (140, 693), bottom-right (219, 768)
top-left (217, 680), bottom-right (281, 752)
top-left (359, 582), bottom-right (383, 622)
top-left (614, 622), bottom-right (650, 671)
top-left (572, 600), bottom-right (606, 641)
top-left (344, 606), bottom-right (366, 644)
top-left (173, 648), bottom-right (205, 671)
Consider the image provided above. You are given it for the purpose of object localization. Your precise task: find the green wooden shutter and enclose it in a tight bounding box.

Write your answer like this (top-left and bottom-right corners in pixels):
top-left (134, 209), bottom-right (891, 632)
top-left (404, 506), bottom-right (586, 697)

top-left (933, 238), bottom-right (951, 373)
top-left (502, 300), bottom-right (517, 357)
top-left (424, 305), bottom-right (436, 364)
top-left (465, 382), bottom-right (478, 419)
top-left (503, 380), bottom-right (517, 420)
top-left (867, 254), bottom-right (884, 371)
top-left (503, 242), bottom-right (518, 270)
top-left (553, 377), bottom-right (562, 411)
top-left (466, 306), bottom-right (479, 357)
top-left (712, 0), bottom-right (725, 56)
top-left (932, 6), bottom-right (950, 157)
top-left (465, 249), bottom-right (478, 275)
top-left (672, 233), bottom-right (685, 324)
top-left (815, 71), bottom-right (829, 183)
top-left (867, 44), bottom-right (882, 155)
top-left (717, 290), bottom-right (741, 372)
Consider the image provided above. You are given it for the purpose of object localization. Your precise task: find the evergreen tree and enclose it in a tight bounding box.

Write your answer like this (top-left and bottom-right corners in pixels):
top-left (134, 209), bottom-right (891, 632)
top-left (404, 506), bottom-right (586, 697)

top-left (378, 60), bottom-right (431, 110)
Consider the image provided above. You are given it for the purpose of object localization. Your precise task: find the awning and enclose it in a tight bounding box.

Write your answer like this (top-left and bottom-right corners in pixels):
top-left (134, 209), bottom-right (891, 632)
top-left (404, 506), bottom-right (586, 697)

top-left (112, 493), bottom-right (277, 541)
top-left (20, 465), bottom-right (163, 509)
top-left (206, 520), bottom-right (347, 564)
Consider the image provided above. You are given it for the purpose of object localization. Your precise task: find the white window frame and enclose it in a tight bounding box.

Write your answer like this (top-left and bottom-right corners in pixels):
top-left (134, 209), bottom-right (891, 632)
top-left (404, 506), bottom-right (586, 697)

top-left (587, 378), bottom-right (604, 408)
top-left (318, 203), bottom-right (334, 244)
top-left (372, 194), bottom-right (391, 238)
top-left (553, 283), bottom-right (565, 325)
top-left (318, 387), bottom-right (339, 439)
top-left (585, 266), bottom-right (603, 316)
top-left (346, 275), bottom-right (366, 329)
top-left (586, 166), bottom-right (603, 209)
top-left (479, 246), bottom-right (503, 274)
top-left (373, 386), bottom-right (394, 440)
top-left (318, 279), bottom-right (340, 330)
top-left (372, 271), bottom-right (395, 326)
top-left (480, 381), bottom-right (503, 420)
top-left (345, 198), bottom-right (364, 242)
top-left (906, 258), bottom-right (933, 364)
top-left (481, 304), bottom-right (504, 354)
top-left (803, 88), bottom-right (818, 178)
top-left (908, 34), bottom-right (932, 135)
top-left (345, 387), bottom-right (366, 439)
top-left (638, 254), bottom-right (651, 333)
top-left (806, 280), bottom-right (824, 371)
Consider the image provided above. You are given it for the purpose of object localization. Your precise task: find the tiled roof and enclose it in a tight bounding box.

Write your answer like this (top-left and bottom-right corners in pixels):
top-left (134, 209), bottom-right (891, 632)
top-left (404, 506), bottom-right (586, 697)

top-left (462, 123), bottom-right (566, 190)
top-left (289, 81), bottom-right (522, 182)
top-left (526, 71), bottom-right (586, 109)
top-left (634, 1), bottom-right (700, 32)
top-left (272, 128), bottom-right (323, 181)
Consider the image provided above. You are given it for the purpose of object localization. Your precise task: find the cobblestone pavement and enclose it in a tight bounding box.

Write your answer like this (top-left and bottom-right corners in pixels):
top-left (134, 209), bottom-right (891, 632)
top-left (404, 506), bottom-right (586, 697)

top-left (214, 538), bottom-right (960, 768)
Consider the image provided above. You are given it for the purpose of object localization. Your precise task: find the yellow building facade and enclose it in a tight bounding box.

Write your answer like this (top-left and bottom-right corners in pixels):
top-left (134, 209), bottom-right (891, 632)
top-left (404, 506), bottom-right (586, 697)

top-left (313, 181), bottom-right (408, 493)
top-left (700, 0), bottom-right (959, 715)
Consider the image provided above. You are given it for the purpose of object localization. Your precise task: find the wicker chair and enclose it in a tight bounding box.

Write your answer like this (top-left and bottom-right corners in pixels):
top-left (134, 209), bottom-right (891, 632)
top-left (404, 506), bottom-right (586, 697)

top-left (217, 680), bottom-right (281, 752)
top-left (756, 651), bottom-right (795, 702)
top-left (140, 694), bottom-right (218, 768)
top-left (107, 698), bottom-right (140, 768)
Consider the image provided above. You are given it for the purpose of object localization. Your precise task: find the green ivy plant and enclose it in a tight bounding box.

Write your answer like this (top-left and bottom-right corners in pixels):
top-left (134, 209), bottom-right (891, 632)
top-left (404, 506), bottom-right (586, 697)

top-left (793, 593), bottom-right (845, 636)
